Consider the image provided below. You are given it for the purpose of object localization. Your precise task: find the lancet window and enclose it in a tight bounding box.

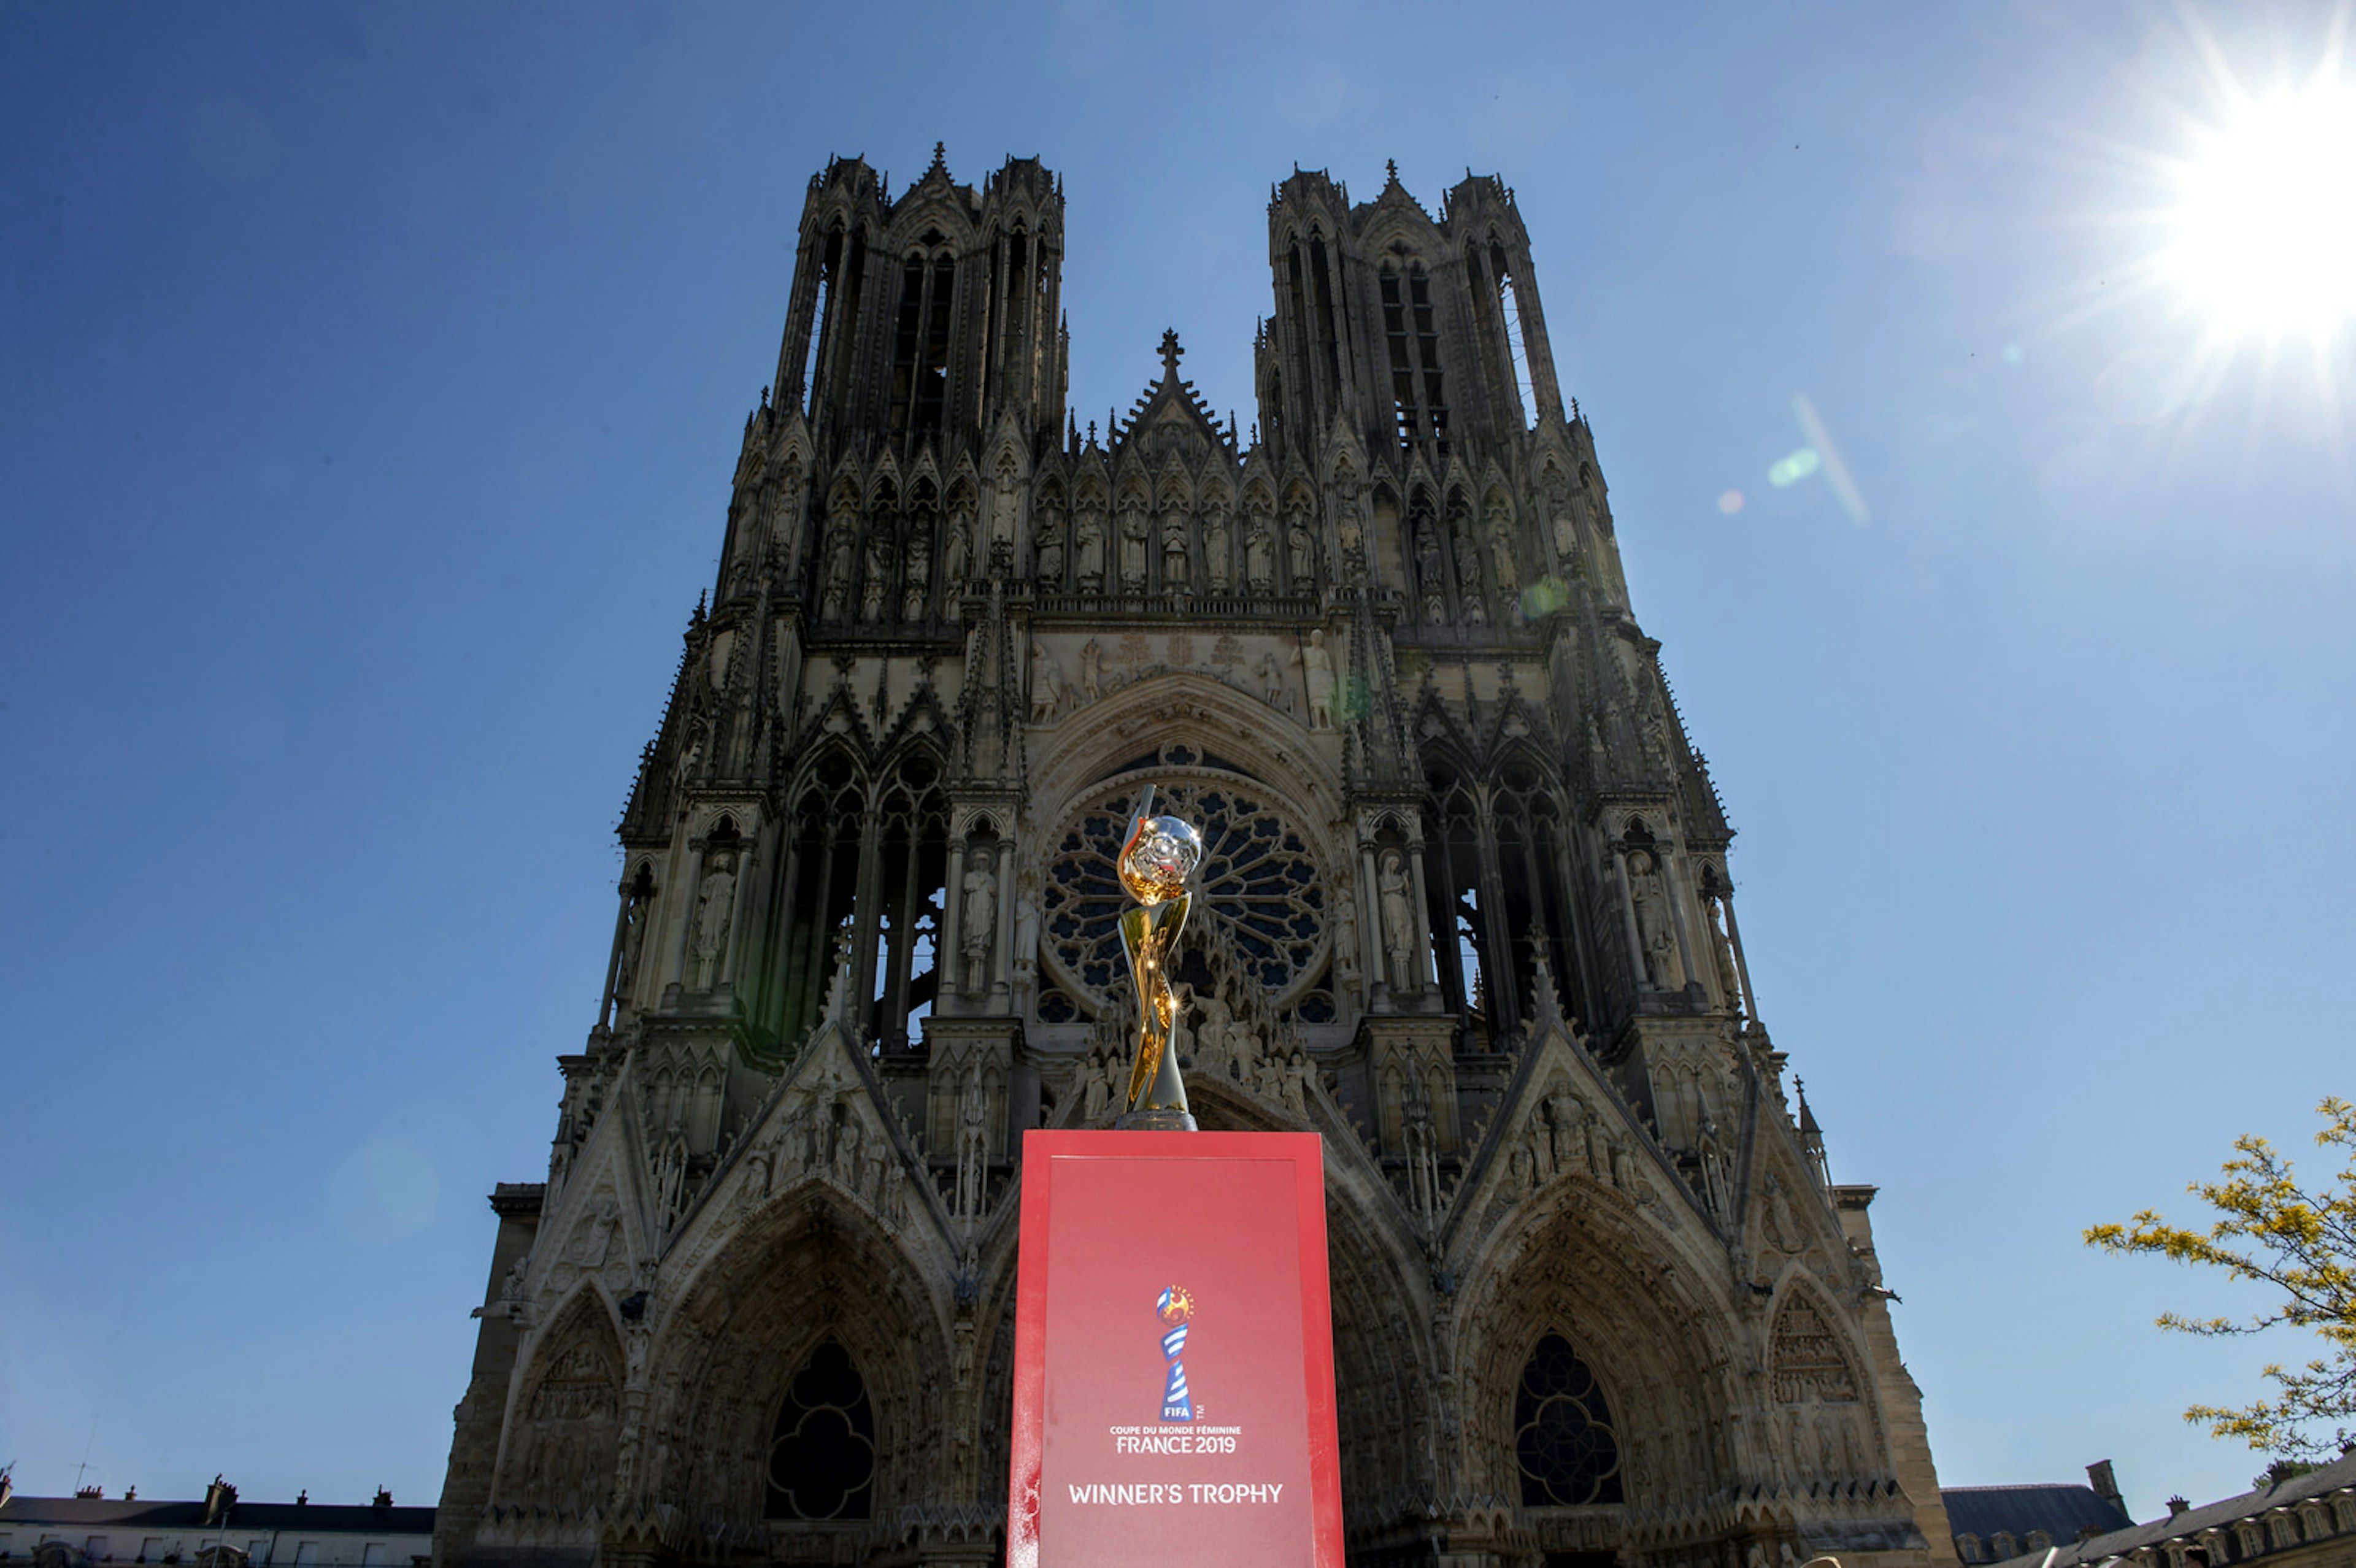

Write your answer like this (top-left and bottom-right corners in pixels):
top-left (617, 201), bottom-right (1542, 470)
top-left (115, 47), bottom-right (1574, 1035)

top-left (1380, 261), bottom-right (1448, 448)
top-left (766, 1340), bottom-right (875, 1521)
top-left (889, 237), bottom-right (958, 440)
top-left (1512, 1333), bottom-right (1623, 1507)
top-left (1468, 238), bottom-right (1537, 430)
top-left (796, 223), bottom-right (865, 421)
top-left (768, 752), bottom-right (947, 1054)
top-left (1282, 232), bottom-right (1344, 432)
top-left (1420, 755), bottom-right (1573, 1047)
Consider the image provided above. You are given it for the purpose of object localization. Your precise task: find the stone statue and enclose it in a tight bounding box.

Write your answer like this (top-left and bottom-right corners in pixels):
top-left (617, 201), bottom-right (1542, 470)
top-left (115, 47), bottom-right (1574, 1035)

top-left (1379, 850), bottom-right (1417, 990)
top-left (1296, 629), bottom-right (1336, 729)
top-left (1035, 512), bottom-right (1064, 586)
top-left (1079, 637), bottom-right (1103, 699)
top-left (960, 853), bottom-right (998, 993)
top-left (1080, 1048), bottom-right (1113, 1123)
top-left (1075, 507), bottom-right (1105, 590)
top-left (1160, 517), bottom-right (1188, 589)
top-left (860, 529), bottom-right (891, 623)
top-left (1117, 499), bottom-right (1149, 592)
top-left (990, 469), bottom-right (1022, 551)
top-left (1029, 641), bottom-right (1062, 721)
top-left (832, 1115), bottom-right (862, 1187)
top-left (1413, 517), bottom-right (1446, 623)
top-left (944, 514), bottom-right (971, 588)
top-left (901, 527), bottom-right (931, 621)
top-left (1192, 990), bottom-right (1231, 1070)
top-left (691, 856), bottom-right (737, 989)
top-left (1487, 520), bottom-right (1519, 600)
top-left (1286, 512), bottom-right (1314, 587)
top-left (822, 523), bottom-right (855, 619)
top-left (1013, 874), bottom-right (1040, 977)
top-left (1204, 504), bottom-right (1233, 591)
top-left (1258, 650), bottom-right (1287, 709)
top-left (1629, 851), bottom-right (1684, 989)
top-left (1244, 512), bottom-right (1274, 593)
top-left (956, 1077), bottom-right (987, 1218)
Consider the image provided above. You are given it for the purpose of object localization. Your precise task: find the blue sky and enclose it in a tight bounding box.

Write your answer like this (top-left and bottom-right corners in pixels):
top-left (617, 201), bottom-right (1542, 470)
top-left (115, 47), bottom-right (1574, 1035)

top-left (4, 0), bottom-right (2352, 1519)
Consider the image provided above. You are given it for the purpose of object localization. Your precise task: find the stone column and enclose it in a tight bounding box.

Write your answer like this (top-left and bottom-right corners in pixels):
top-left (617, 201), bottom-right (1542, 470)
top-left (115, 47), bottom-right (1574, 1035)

top-left (1358, 840), bottom-right (1388, 1005)
top-left (668, 843), bottom-right (707, 994)
top-left (1406, 839), bottom-right (1439, 996)
top-left (1657, 850), bottom-right (1698, 996)
top-left (991, 837), bottom-right (1017, 1009)
top-left (1722, 887), bottom-right (1760, 1020)
top-left (598, 879), bottom-right (634, 1025)
top-left (938, 835), bottom-right (969, 1014)
top-left (719, 832), bottom-right (761, 988)
top-left (1471, 788), bottom-right (1519, 1036)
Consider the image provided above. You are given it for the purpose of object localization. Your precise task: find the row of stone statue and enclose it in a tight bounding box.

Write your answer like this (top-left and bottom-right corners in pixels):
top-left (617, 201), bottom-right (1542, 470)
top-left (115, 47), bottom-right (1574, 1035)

top-left (815, 490), bottom-right (1325, 625)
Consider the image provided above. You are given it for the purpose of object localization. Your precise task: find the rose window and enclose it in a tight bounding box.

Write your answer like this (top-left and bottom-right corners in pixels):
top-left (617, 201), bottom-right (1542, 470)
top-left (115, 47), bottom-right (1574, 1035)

top-left (1041, 771), bottom-right (1326, 1013)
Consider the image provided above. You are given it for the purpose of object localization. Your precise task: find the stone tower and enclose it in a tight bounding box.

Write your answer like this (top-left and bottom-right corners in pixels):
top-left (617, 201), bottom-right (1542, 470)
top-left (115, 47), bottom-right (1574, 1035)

top-left (432, 150), bottom-right (1955, 1568)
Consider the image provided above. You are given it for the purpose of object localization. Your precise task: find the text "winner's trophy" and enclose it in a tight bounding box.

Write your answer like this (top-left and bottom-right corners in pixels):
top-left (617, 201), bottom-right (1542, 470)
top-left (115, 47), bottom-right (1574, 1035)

top-left (1114, 786), bottom-right (1203, 1132)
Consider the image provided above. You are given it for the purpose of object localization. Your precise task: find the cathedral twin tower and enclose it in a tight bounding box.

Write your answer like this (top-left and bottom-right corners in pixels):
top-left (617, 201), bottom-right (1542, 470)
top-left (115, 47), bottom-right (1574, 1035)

top-left (433, 150), bottom-right (1956, 1568)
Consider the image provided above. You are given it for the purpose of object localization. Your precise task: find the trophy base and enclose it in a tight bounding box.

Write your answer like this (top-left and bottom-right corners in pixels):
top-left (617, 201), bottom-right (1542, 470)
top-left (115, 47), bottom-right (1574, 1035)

top-left (1114, 1107), bottom-right (1198, 1132)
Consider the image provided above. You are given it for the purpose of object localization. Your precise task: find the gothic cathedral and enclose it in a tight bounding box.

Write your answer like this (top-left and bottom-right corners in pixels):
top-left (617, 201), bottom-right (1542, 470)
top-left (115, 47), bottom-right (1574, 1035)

top-left (432, 150), bottom-right (1955, 1568)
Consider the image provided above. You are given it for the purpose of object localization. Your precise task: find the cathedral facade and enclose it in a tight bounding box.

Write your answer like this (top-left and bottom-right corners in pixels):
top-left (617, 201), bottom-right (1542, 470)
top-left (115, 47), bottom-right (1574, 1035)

top-left (431, 149), bottom-right (1955, 1568)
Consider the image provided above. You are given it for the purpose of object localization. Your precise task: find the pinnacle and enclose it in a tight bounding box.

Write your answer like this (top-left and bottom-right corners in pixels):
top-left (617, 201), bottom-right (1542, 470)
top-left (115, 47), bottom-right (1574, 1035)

top-left (928, 140), bottom-right (948, 177)
top-left (1158, 328), bottom-right (1184, 379)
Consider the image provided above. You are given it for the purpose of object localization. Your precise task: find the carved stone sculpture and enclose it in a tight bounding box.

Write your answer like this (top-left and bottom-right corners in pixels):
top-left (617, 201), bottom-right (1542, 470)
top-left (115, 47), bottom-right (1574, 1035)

top-left (1379, 850), bottom-right (1417, 991)
top-left (1075, 507), bottom-right (1105, 591)
top-left (1030, 641), bottom-right (1062, 721)
top-left (960, 853), bottom-right (997, 994)
top-left (690, 856), bottom-right (737, 989)
top-left (1244, 513), bottom-right (1274, 593)
top-left (1204, 505), bottom-right (1233, 591)
top-left (1117, 501), bottom-right (1149, 592)
top-left (1296, 629), bottom-right (1336, 729)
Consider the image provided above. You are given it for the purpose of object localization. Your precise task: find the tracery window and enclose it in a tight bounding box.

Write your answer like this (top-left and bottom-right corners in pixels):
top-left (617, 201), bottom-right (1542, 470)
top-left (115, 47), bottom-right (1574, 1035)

top-left (1041, 755), bottom-right (1326, 1015)
top-left (766, 1340), bottom-right (875, 1521)
top-left (766, 751), bottom-right (945, 1056)
top-left (1514, 1333), bottom-right (1623, 1507)
top-left (1422, 755), bottom-right (1573, 1046)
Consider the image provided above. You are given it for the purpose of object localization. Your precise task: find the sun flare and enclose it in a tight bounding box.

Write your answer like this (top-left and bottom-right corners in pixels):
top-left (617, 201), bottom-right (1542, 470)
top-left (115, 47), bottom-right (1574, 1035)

top-left (2165, 82), bottom-right (2356, 336)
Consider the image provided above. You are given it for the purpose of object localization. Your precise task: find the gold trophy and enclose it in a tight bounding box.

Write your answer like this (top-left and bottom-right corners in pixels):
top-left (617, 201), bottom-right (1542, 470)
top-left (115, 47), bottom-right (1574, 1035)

top-left (1114, 786), bottom-right (1204, 1132)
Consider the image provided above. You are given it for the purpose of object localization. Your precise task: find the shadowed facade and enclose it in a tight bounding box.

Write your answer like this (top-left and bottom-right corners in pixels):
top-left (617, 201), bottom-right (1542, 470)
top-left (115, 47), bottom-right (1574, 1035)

top-left (431, 148), bottom-right (1956, 1568)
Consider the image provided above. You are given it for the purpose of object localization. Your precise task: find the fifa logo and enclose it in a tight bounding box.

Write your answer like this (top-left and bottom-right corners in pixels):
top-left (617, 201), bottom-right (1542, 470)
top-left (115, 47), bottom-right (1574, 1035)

top-left (1156, 1286), bottom-right (1195, 1421)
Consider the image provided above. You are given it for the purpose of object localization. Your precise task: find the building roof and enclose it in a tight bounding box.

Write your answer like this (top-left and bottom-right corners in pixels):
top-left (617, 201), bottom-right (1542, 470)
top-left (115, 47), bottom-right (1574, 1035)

top-left (0, 1499), bottom-right (436, 1535)
top-left (1988, 1451), bottom-right (2356, 1568)
top-left (1944, 1484), bottom-right (2134, 1544)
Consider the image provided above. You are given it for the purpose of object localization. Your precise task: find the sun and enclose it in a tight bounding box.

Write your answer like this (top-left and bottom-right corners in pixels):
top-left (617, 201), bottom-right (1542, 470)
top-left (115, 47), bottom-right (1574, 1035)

top-left (2163, 80), bottom-right (2356, 336)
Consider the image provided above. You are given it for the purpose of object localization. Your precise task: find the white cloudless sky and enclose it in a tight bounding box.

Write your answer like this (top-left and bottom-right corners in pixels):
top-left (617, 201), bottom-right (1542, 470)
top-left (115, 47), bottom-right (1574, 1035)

top-left (2, 0), bottom-right (2351, 1520)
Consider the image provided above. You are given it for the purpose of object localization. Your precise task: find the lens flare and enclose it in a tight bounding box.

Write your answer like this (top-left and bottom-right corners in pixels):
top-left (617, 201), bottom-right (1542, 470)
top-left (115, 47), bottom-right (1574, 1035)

top-left (2165, 82), bottom-right (2356, 334)
top-left (1766, 449), bottom-right (1820, 488)
top-left (1717, 489), bottom-right (1745, 515)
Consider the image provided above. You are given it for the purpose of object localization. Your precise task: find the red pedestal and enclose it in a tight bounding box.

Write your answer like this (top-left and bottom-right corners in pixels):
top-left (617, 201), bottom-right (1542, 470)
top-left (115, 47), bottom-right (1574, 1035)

top-left (1007, 1130), bottom-right (1345, 1568)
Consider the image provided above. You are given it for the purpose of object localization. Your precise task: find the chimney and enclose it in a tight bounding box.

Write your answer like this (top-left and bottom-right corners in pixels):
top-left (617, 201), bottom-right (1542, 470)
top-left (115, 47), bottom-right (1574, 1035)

top-left (2168, 1497), bottom-right (2190, 1518)
top-left (2088, 1460), bottom-right (2127, 1518)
